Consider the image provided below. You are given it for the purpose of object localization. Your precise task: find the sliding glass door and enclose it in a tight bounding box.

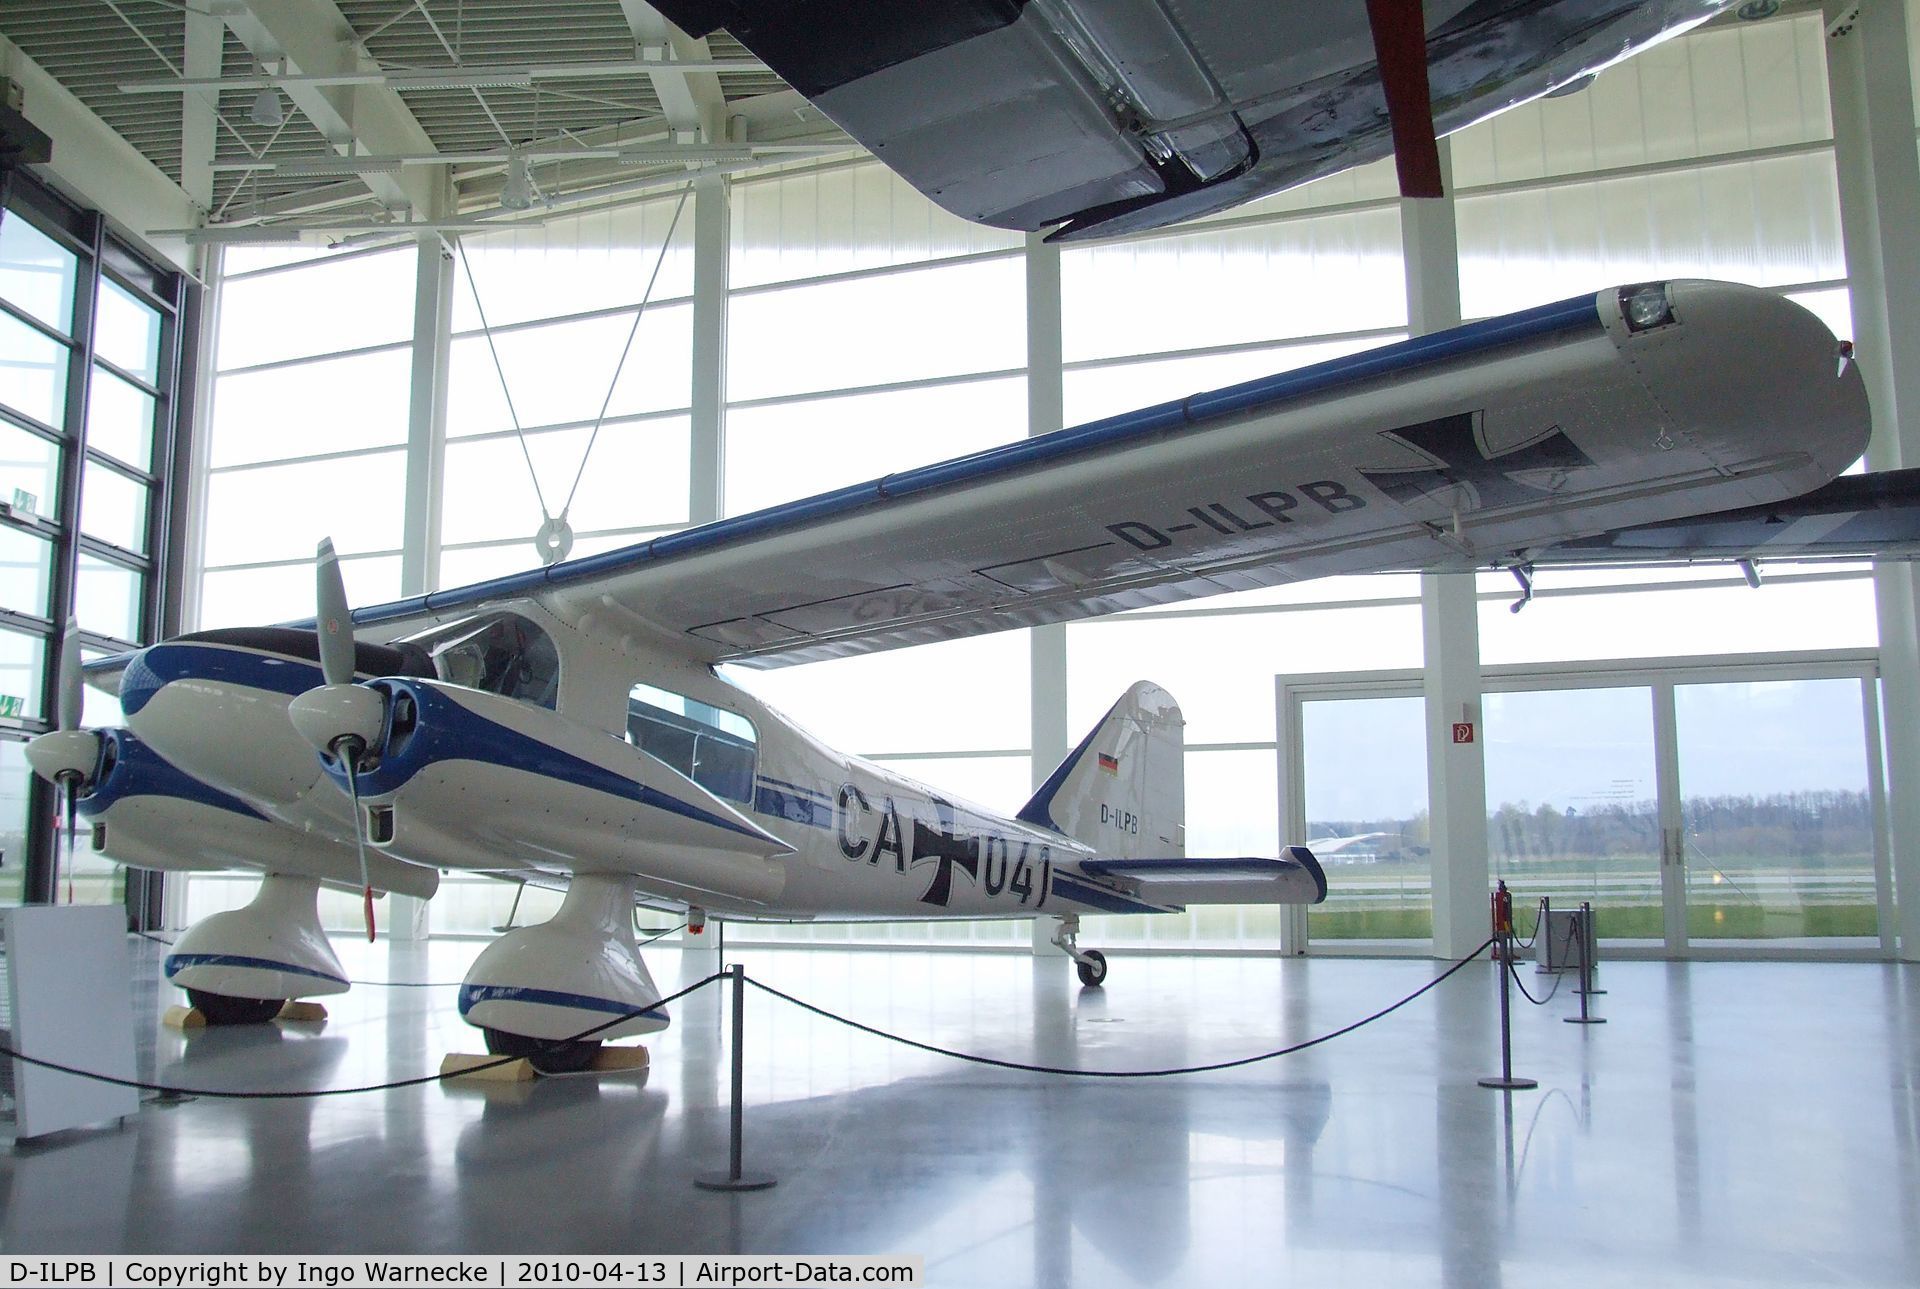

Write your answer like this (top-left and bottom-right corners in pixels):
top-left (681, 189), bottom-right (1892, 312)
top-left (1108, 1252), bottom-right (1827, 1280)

top-left (1283, 656), bottom-right (1891, 955)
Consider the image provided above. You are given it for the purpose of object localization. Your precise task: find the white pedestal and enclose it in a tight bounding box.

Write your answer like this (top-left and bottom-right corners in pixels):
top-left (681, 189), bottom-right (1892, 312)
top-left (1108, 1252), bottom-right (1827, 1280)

top-left (4, 905), bottom-right (140, 1140)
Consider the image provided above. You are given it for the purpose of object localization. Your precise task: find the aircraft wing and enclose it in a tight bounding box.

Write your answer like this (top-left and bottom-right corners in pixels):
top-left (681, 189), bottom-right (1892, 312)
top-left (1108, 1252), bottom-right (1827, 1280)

top-left (648, 1), bottom-right (1729, 240)
top-left (1075, 848), bottom-right (1328, 909)
top-left (349, 281), bottom-right (1867, 670)
top-left (1517, 468), bottom-right (1920, 567)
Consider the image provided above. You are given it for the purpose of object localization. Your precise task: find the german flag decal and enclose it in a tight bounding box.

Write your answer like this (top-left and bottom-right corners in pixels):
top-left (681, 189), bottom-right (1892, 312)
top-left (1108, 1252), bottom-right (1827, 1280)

top-left (1097, 753), bottom-right (1119, 775)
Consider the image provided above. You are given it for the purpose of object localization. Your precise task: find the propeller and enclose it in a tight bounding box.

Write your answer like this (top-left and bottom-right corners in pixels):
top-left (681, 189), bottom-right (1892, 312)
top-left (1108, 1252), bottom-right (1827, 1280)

top-left (287, 539), bottom-right (387, 942)
top-left (24, 619), bottom-right (102, 904)
top-left (1364, 0), bottom-right (1445, 200)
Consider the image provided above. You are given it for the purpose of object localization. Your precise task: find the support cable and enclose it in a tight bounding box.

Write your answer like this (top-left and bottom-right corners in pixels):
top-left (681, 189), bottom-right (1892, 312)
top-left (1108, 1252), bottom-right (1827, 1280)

top-left (556, 182), bottom-right (692, 523)
top-left (455, 237), bottom-right (549, 520)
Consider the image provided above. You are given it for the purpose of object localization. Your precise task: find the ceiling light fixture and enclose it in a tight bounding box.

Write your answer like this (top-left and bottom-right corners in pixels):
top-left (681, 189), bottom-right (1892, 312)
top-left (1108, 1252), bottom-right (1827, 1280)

top-left (499, 154), bottom-right (537, 210)
top-left (248, 59), bottom-right (284, 127)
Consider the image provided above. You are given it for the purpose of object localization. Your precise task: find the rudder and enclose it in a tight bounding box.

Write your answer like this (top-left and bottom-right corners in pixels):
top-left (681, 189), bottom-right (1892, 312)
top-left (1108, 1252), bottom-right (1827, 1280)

top-left (1018, 681), bottom-right (1184, 858)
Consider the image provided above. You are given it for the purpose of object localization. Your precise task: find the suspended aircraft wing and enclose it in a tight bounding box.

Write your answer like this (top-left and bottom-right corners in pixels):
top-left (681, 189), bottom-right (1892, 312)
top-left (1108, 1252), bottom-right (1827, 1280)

top-left (343, 280), bottom-right (1869, 669)
top-left (1518, 468), bottom-right (1920, 566)
top-left (647, 0), bottom-right (1731, 239)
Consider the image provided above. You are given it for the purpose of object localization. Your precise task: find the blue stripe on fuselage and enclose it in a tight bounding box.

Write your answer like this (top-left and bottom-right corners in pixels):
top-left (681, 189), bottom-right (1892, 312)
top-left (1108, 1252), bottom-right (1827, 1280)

top-left (341, 681), bottom-right (769, 843)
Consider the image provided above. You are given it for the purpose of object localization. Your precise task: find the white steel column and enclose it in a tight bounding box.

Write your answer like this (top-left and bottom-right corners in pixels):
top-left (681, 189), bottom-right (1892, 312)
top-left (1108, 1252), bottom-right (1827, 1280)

top-left (690, 174), bottom-right (729, 524)
top-left (1027, 231), bottom-right (1071, 954)
top-left (1826, 0), bottom-right (1920, 960)
top-left (1404, 143), bottom-right (1488, 959)
top-left (402, 230), bottom-right (452, 599)
top-left (392, 221), bottom-right (453, 944)
top-left (179, 8), bottom-right (222, 214)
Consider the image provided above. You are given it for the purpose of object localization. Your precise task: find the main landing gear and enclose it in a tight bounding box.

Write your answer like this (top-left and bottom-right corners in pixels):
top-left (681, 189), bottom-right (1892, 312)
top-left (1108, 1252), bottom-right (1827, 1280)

top-left (1051, 915), bottom-right (1108, 988)
top-left (164, 873), bottom-right (351, 1024)
top-left (458, 872), bottom-right (669, 1074)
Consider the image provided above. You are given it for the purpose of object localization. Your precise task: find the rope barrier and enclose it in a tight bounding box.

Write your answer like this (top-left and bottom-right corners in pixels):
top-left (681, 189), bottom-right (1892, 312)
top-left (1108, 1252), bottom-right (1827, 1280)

top-left (0, 972), bottom-right (726, 1101)
top-left (1505, 953), bottom-right (1565, 1006)
top-left (11, 936), bottom-right (1502, 1100)
top-left (746, 938), bottom-right (1495, 1079)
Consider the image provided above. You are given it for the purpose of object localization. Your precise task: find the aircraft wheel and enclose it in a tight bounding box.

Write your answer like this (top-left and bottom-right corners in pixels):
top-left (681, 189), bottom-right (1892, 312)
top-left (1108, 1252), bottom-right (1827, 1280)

top-left (483, 1027), bottom-right (603, 1075)
top-left (186, 989), bottom-right (285, 1026)
top-left (1076, 950), bottom-right (1108, 989)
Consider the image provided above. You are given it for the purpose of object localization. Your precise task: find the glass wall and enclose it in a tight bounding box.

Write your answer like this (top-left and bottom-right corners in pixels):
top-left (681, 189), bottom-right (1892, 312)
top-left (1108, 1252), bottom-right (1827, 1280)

top-left (0, 172), bottom-right (183, 911)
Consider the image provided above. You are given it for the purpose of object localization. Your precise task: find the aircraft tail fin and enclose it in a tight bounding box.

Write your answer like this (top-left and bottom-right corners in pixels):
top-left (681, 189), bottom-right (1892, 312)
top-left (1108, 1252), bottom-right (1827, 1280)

top-left (1018, 681), bottom-right (1184, 858)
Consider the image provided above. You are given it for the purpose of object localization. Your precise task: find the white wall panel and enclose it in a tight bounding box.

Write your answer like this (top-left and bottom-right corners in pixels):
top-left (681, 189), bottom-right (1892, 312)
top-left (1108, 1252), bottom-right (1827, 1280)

top-left (730, 159), bottom-right (1020, 290)
top-left (727, 256), bottom-right (1025, 402)
top-left (724, 377), bottom-right (1026, 516)
top-left (1061, 206), bottom-right (1406, 364)
top-left (1450, 14), bottom-right (1833, 187)
top-left (1457, 151), bottom-right (1843, 316)
top-left (210, 349), bottom-right (412, 468)
top-left (450, 197), bottom-right (695, 333)
top-left (445, 303), bottom-right (693, 438)
top-left (438, 417), bottom-right (691, 547)
top-left (215, 248), bottom-right (414, 370)
top-left (202, 450), bottom-right (406, 565)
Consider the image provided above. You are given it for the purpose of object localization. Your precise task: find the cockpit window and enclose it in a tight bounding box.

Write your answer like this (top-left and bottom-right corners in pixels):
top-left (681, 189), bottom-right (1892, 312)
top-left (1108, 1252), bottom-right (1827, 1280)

top-left (432, 613), bottom-right (560, 709)
top-left (627, 682), bottom-right (756, 805)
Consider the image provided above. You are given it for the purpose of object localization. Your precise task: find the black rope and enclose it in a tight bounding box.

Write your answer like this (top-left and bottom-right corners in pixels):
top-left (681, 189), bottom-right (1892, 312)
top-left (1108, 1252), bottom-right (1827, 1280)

top-left (1505, 953), bottom-right (1565, 1006)
top-left (0, 972), bottom-right (726, 1100)
top-left (745, 938), bottom-right (1495, 1079)
top-left (1511, 898), bottom-right (1548, 952)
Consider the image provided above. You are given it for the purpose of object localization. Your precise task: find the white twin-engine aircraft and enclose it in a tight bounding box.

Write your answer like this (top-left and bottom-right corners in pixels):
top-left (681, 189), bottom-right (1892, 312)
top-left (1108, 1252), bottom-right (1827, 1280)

top-left (25, 280), bottom-right (1868, 1072)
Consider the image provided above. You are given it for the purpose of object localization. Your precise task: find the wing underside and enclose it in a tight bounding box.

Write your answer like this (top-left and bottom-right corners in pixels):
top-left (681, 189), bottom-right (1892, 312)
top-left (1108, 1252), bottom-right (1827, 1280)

top-left (333, 283), bottom-right (1866, 670)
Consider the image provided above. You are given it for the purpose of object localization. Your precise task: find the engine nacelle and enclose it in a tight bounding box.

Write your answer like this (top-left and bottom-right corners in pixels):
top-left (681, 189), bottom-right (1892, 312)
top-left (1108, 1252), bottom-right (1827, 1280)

top-left (83, 729), bottom-right (438, 898)
top-left (120, 628), bottom-right (436, 812)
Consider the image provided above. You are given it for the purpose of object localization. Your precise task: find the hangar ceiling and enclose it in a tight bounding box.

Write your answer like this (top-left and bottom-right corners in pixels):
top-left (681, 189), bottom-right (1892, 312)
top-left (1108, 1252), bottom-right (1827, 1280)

top-left (0, 0), bottom-right (852, 239)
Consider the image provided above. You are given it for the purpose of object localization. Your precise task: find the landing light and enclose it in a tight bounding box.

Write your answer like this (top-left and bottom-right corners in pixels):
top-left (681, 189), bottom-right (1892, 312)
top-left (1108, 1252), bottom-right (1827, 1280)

top-left (1619, 284), bottom-right (1675, 333)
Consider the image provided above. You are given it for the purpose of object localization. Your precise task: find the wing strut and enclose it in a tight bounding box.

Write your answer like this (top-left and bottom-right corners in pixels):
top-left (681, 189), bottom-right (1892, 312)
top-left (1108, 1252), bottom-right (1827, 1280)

top-left (1365, 0), bottom-right (1445, 199)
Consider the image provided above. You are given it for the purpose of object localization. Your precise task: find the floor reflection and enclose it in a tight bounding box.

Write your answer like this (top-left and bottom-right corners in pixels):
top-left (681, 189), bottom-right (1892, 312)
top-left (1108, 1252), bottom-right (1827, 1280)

top-left (0, 941), bottom-right (1913, 1287)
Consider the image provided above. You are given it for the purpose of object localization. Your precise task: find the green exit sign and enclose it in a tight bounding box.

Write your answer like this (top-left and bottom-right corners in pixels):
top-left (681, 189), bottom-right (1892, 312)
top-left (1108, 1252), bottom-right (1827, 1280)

top-left (0, 694), bottom-right (21, 719)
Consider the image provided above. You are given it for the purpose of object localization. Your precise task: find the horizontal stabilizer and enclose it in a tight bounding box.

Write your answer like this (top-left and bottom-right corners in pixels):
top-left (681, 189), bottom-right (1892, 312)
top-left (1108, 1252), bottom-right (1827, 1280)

top-left (1073, 846), bottom-right (1326, 908)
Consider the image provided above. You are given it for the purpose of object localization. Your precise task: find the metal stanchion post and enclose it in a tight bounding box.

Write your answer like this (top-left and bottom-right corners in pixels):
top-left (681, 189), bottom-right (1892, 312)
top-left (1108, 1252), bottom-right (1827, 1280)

top-left (1480, 880), bottom-right (1538, 1091)
top-left (1578, 899), bottom-right (1606, 995)
top-left (695, 963), bottom-right (776, 1191)
top-left (1565, 905), bottom-right (1606, 1025)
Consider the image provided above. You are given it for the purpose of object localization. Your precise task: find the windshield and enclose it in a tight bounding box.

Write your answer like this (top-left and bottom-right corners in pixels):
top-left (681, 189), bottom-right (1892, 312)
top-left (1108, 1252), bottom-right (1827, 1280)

top-left (432, 613), bottom-right (561, 709)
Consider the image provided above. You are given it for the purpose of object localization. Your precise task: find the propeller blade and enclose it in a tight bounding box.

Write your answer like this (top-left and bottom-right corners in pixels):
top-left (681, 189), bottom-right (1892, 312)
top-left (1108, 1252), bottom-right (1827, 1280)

top-left (63, 778), bottom-right (77, 905)
top-left (1365, 0), bottom-right (1445, 199)
top-left (56, 617), bottom-right (83, 732)
top-left (345, 752), bottom-right (377, 943)
top-left (315, 538), bottom-right (356, 689)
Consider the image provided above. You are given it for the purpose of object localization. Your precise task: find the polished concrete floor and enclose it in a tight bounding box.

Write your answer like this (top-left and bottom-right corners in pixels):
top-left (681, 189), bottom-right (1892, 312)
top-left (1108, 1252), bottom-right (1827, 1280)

top-left (2, 937), bottom-right (1917, 1287)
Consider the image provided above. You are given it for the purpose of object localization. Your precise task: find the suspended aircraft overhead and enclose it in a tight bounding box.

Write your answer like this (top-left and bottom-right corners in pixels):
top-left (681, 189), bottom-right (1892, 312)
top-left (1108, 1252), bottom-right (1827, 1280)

top-left (641, 1), bottom-right (1739, 239)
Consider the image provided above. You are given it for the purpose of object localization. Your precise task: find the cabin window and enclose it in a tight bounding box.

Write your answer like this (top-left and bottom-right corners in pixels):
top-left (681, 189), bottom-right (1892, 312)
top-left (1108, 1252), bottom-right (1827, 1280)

top-left (627, 682), bottom-right (757, 806)
top-left (431, 613), bottom-right (561, 709)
